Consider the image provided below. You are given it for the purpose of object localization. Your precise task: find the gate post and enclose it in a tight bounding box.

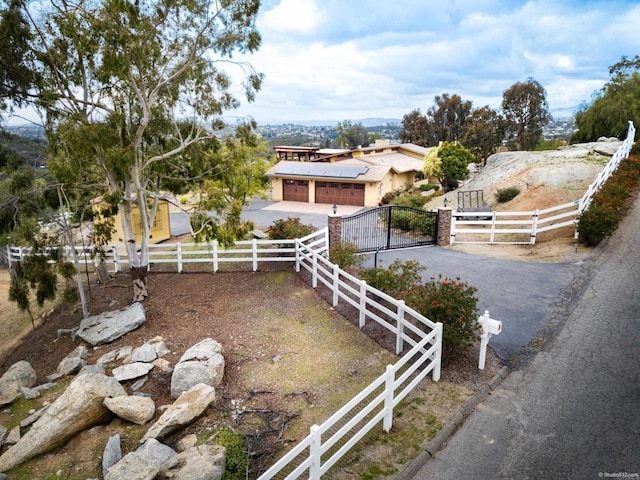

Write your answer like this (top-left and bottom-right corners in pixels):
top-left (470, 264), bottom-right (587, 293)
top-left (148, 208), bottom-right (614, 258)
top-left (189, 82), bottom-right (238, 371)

top-left (328, 212), bottom-right (342, 252)
top-left (437, 207), bottom-right (452, 246)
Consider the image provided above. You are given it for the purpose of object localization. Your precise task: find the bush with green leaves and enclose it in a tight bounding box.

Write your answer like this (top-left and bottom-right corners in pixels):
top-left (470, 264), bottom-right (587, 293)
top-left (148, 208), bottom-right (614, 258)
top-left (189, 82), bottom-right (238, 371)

top-left (216, 426), bottom-right (248, 480)
top-left (390, 191), bottom-right (427, 208)
top-left (494, 186), bottom-right (521, 203)
top-left (578, 153), bottom-right (640, 246)
top-left (360, 260), bottom-right (479, 363)
top-left (419, 183), bottom-right (440, 192)
top-left (329, 241), bottom-right (362, 270)
top-left (266, 217), bottom-right (315, 240)
top-left (380, 189), bottom-right (401, 205)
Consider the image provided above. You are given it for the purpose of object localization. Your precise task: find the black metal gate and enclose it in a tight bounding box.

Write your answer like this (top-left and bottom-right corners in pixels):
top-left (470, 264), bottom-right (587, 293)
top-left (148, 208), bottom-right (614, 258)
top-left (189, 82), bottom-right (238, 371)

top-left (341, 206), bottom-right (438, 253)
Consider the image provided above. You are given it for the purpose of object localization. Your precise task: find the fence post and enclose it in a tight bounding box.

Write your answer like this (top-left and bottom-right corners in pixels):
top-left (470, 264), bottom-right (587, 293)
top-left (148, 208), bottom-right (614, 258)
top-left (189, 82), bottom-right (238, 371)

top-left (530, 210), bottom-right (539, 245)
top-left (312, 250), bottom-right (318, 288)
top-left (328, 213), bottom-right (342, 251)
top-left (177, 243), bottom-right (182, 273)
top-left (112, 246), bottom-right (120, 273)
top-left (309, 424), bottom-right (322, 479)
top-left (252, 239), bottom-right (258, 271)
top-left (432, 323), bottom-right (443, 382)
top-left (383, 365), bottom-right (395, 432)
top-left (295, 240), bottom-right (301, 273)
top-left (6, 246), bottom-right (11, 269)
top-left (212, 241), bottom-right (218, 273)
top-left (489, 212), bottom-right (497, 243)
top-left (332, 263), bottom-right (339, 306)
top-left (359, 280), bottom-right (367, 328)
top-left (396, 300), bottom-right (405, 355)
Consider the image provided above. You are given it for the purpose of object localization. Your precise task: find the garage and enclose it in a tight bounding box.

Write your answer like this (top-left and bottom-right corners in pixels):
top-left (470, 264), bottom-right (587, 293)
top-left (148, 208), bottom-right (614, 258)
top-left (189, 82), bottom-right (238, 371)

top-left (283, 179), bottom-right (309, 202)
top-left (315, 182), bottom-right (365, 206)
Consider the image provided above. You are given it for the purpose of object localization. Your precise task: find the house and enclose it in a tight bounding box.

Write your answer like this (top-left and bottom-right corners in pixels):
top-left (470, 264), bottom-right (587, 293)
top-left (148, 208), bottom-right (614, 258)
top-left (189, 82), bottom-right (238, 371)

top-left (265, 140), bottom-right (431, 207)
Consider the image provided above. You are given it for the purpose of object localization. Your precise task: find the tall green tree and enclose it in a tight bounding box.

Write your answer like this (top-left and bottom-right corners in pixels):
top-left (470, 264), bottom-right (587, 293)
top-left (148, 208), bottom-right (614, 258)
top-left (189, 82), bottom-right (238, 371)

top-left (335, 120), bottom-right (371, 148)
top-left (1, 0), bottom-right (264, 301)
top-left (461, 105), bottom-right (505, 164)
top-left (572, 55), bottom-right (640, 142)
top-left (429, 93), bottom-right (472, 143)
top-left (399, 109), bottom-right (433, 146)
top-left (501, 78), bottom-right (551, 150)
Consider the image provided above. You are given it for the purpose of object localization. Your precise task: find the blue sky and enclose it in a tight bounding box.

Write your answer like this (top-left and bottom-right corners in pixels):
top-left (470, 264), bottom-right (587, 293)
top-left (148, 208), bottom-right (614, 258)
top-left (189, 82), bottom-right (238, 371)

top-left (228, 0), bottom-right (640, 125)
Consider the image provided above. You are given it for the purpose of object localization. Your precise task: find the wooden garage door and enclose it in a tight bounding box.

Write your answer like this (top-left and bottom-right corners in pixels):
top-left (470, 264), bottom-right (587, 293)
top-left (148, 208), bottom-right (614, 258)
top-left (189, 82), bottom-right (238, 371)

top-left (283, 179), bottom-right (309, 202)
top-left (315, 182), bottom-right (365, 206)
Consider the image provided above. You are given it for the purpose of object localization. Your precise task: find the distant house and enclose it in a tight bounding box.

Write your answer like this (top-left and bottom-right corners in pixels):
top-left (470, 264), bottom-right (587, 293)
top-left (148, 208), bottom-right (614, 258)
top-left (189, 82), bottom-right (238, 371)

top-left (265, 140), bottom-right (431, 207)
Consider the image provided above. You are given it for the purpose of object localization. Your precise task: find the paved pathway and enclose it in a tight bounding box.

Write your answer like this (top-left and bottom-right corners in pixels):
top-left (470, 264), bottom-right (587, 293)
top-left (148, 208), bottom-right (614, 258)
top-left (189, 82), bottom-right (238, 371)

top-left (410, 195), bottom-right (640, 479)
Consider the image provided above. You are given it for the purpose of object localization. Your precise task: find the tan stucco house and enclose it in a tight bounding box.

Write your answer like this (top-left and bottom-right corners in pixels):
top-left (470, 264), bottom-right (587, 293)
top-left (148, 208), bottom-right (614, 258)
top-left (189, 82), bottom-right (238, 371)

top-left (265, 140), bottom-right (431, 207)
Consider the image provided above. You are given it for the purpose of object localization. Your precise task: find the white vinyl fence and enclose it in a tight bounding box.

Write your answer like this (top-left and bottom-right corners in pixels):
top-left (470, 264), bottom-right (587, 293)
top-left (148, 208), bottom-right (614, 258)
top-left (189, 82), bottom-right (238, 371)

top-left (3, 228), bottom-right (444, 479)
top-left (451, 121), bottom-right (636, 245)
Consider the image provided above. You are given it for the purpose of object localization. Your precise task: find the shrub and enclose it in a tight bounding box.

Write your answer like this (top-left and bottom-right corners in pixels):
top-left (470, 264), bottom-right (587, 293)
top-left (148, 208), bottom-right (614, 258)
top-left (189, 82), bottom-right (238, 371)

top-left (578, 155), bottom-right (640, 246)
top-left (266, 217), bottom-right (315, 240)
top-left (494, 186), bottom-right (521, 203)
top-left (216, 426), bottom-right (248, 480)
top-left (410, 215), bottom-right (437, 235)
top-left (380, 189), bottom-right (401, 205)
top-left (407, 276), bottom-right (479, 363)
top-left (390, 191), bottom-right (427, 208)
top-left (419, 183), bottom-right (440, 192)
top-left (390, 210), bottom-right (413, 231)
top-left (360, 261), bottom-right (480, 363)
top-left (329, 242), bottom-right (362, 270)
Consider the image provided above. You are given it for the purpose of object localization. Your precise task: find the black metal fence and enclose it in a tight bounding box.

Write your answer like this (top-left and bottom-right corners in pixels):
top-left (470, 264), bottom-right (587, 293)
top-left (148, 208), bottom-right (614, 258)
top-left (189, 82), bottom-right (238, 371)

top-left (341, 206), bottom-right (438, 253)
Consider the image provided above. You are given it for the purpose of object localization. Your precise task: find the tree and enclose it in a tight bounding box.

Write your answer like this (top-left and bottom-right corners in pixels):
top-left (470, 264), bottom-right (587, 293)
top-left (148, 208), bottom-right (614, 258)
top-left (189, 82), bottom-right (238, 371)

top-left (461, 106), bottom-right (505, 164)
top-left (572, 55), bottom-right (640, 142)
top-left (335, 120), bottom-right (371, 148)
top-left (2, 0), bottom-right (264, 301)
top-left (501, 78), bottom-right (551, 150)
top-left (429, 93), bottom-right (472, 143)
top-left (399, 109), bottom-right (433, 146)
top-left (422, 141), bottom-right (473, 190)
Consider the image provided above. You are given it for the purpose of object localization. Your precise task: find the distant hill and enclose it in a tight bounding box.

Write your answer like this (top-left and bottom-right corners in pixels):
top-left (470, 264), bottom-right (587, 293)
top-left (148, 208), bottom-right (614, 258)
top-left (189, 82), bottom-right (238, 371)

top-left (265, 118), bottom-right (401, 128)
top-left (0, 128), bottom-right (47, 168)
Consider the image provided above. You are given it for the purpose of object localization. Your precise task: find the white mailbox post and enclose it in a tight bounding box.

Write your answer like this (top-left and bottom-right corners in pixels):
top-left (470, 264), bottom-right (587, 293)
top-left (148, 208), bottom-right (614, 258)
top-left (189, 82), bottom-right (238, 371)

top-left (478, 310), bottom-right (502, 370)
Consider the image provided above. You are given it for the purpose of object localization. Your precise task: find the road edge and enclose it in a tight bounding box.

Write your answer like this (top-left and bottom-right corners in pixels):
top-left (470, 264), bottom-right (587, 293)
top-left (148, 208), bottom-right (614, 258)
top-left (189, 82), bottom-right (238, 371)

top-left (397, 364), bottom-right (511, 480)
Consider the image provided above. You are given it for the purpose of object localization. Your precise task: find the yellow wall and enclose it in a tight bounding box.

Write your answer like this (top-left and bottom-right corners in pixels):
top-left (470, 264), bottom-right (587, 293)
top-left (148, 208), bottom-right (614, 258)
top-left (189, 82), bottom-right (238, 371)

top-left (97, 200), bottom-right (171, 246)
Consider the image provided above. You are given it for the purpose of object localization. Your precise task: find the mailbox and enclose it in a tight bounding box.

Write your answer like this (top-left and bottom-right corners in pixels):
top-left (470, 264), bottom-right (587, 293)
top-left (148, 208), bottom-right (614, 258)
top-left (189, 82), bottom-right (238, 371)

top-left (478, 310), bottom-right (502, 370)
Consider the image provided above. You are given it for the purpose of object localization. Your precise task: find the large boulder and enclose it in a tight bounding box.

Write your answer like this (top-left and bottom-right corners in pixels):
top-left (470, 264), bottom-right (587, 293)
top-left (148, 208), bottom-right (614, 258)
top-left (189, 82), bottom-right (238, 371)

top-left (0, 361), bottom-right (37, 406)
top-left (141, 383), bottom-right (216, 443)
top-left (0, 373), bottom-right (126, 473)
top-left (56, 346), bottom-right (88, 376)
top-left (104, 396), bottom-right (155, 425)
top-left (105, 438), bottom-right (178, 480)
top-left (171, 338), bottom-right (225, 399)
top-left (169, 443), bottom-right (226, 480)
top-left (77, 302), bottom-right (146, 346)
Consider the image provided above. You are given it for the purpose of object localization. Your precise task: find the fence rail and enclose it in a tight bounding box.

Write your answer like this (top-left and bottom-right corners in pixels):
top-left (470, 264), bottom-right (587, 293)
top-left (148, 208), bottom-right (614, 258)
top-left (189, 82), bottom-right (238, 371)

top-left (451, 120), bottom-right (636, 245)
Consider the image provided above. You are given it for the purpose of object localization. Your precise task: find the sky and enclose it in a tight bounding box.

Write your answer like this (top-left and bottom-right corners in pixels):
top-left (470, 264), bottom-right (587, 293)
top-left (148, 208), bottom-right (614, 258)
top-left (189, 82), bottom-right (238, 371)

top-left (226, 0), bottom-right (640, 125)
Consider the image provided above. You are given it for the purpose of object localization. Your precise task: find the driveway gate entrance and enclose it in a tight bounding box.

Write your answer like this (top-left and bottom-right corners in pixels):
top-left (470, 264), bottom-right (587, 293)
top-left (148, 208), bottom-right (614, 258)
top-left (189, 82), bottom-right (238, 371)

top-left (341, 205), bottom-right (438, 253)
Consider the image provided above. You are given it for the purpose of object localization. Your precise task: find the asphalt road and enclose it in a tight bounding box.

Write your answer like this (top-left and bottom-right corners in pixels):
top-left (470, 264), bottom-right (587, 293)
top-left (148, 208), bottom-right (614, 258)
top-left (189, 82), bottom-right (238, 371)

top-left (410, 195), bottom-right (640, 479)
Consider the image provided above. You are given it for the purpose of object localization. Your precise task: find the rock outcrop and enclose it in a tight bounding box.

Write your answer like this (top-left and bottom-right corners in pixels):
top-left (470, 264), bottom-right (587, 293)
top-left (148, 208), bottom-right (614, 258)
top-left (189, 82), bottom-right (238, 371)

top-left (77, 302), bottom-right (146, 346)
top-left (171, 338), bottom-right (225, 399)
top-left (141, 383), bottom-right (216, 443)
top-left (0, 361), bottom-right (37, 407)
top-left (0, 373), bottom-right (126, 472)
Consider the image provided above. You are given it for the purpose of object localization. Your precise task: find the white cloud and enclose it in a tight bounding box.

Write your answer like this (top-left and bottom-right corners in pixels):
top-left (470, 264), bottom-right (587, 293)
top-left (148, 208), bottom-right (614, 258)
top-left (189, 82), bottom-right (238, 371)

top-left (226, 0), bottom-right (640, 124)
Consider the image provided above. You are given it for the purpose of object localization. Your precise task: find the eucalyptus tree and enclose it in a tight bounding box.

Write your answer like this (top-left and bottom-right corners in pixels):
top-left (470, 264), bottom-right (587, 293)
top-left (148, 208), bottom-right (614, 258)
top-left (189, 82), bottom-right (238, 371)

top-left (1, 0), bottom-right (264, 301)
top-left (461, 105), bottom-right (505, 164)
top-left (501, 78), bottom-right (551, 150)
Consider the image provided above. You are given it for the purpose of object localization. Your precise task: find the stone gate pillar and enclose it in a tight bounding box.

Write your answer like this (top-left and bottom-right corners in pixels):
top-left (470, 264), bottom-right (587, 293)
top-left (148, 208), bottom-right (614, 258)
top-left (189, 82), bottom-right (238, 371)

top-left (328, 213), bottom-right (342, 251)
top-left (437, 207), bottom-right (452, 246)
